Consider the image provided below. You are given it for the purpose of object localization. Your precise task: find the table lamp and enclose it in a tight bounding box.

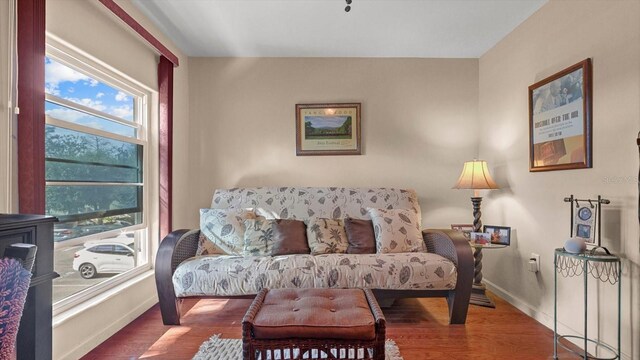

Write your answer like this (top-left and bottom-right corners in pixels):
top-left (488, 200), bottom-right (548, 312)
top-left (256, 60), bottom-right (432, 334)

top-left (452, 160), bottom-right (500, 232)
top-left (453, 159), bottom-right (500, 308)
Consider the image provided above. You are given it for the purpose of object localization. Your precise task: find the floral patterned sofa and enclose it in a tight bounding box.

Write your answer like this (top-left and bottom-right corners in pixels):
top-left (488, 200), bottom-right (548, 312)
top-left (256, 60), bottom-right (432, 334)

top-left (155, 187), bottom-right (474, 325)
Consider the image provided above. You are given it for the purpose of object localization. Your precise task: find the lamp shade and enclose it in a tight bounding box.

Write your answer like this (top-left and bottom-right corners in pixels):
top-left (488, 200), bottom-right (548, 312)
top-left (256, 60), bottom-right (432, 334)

top-left (452, 160), bottom-right (499, 190)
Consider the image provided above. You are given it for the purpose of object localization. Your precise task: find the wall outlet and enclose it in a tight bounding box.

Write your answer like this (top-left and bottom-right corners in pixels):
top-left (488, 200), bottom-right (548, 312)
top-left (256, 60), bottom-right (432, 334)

top-left (529, 253), bottom-right (540, 273)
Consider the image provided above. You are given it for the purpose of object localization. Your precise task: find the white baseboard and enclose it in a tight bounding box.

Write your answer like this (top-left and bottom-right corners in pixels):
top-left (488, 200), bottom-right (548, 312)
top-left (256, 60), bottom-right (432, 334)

top-left (483, 278), bottom-right (630, 360)
top-left (56, 295), bottom-right (157, 360)
top-left (482, 278), bottom-right (554, 327)
top-left (54, 273), bottom-right (159, 360)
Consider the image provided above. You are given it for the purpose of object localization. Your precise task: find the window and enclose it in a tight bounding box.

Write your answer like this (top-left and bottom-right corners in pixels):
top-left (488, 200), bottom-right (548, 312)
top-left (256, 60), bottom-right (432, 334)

top-left (88, 245), bottom-right (113, 254)
top-left (113, 245), bottom-right (133, 256)
top-left (45, 41), bottom-right (153, 309)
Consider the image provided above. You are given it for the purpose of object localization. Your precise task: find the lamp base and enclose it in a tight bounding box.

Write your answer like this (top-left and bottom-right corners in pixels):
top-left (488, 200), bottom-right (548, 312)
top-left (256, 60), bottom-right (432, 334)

top-left (468, 197), bottom-right (494, 308)
top-left (470, 283), bottom-right (496, 308)
top-left (471, 196), bottom-right (483, 232)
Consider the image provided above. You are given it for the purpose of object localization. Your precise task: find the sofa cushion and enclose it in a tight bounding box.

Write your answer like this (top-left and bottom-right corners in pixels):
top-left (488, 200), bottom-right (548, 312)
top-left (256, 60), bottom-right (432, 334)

top-left (305, 218), bottom-right (348, 255)
top-left (271, 219), bottom-right (310, 256)
top-left (344, 218), bottom-right (376, 254)
top-left (173, 255), bottom-right (317, 297)
top-left (314, 253), bottom-right (456, 290)
top-left (200, 208), bottom-right (256, 255)
top-left (252, 289), bottom-right (375, 340)
top-left (173, 252), bottom-right (457, 297)
top-left (242, 219), bottom-right (277, 256)
top-left (368, 208), bottom-right (424, 253)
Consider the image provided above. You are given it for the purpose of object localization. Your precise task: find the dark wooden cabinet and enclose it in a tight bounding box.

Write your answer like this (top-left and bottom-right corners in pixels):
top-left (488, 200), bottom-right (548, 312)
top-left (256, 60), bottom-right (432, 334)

top-left (0, 214), bottom-right (58, 360)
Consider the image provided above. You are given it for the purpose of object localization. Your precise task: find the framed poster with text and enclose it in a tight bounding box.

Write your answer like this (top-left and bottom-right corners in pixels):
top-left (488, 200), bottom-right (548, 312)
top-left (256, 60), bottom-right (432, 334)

top-left (295, 103), bottom-right (361, 156)
top-left (529, 59), bottom-right (592, 172)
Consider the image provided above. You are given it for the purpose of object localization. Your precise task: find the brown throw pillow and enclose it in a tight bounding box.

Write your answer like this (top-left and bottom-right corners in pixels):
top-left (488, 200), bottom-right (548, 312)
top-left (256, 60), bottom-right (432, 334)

top-left (344, 218), bottom-right (376, 254)
top-left (271, 219), bottom-right (310, 256)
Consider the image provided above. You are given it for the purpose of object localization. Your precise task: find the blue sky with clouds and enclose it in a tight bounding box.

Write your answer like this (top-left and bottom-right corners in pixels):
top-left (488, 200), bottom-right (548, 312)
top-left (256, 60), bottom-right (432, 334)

top-left (45, 57), bottom-right (135, 137)
top-left (305, 115), bottom-right (349, 128)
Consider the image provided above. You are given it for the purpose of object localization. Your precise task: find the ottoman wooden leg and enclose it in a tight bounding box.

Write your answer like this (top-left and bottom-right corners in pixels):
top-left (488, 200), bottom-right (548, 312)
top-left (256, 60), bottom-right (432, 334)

top-left (375, 339), bottom-right (385, 360)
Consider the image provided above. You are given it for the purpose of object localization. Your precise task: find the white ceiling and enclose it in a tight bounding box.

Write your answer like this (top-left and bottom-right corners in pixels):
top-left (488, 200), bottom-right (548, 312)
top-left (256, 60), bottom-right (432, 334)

top-left (132, 0), bottom-right (547, 58)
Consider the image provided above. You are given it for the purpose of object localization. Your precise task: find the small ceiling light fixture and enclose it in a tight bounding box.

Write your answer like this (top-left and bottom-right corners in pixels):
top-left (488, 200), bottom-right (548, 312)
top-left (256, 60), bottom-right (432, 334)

top-left (345, 0), bottom-right (352, 12)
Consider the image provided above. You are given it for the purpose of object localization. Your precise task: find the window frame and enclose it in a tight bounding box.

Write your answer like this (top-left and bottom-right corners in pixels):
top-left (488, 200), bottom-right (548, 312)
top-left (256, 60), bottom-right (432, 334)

top-left (46, 35), bottom-right (156, 315)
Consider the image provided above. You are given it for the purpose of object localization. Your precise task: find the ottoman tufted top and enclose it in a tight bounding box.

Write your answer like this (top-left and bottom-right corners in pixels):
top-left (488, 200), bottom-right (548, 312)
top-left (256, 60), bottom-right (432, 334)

top-left (252, 288), bottom-right (376, 340)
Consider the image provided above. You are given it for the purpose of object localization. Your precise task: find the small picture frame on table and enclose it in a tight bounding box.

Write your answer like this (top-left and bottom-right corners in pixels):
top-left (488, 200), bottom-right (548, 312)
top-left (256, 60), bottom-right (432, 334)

top-left (483, 225), bottom-right (511, 246)
top-left (451, 224), bottom-right (474, 241)
top-left (470, 232), bottom-right (491, 246)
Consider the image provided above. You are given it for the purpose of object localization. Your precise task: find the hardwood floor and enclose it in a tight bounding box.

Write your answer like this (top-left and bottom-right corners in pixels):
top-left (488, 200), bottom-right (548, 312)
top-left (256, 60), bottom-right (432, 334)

top-left (82, 292), bottom-right (572, 359)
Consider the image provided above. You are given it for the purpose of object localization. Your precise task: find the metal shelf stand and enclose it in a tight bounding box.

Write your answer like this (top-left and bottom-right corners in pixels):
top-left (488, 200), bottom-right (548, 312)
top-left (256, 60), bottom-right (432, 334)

top-left (553, 248), bottom-right (621, 360)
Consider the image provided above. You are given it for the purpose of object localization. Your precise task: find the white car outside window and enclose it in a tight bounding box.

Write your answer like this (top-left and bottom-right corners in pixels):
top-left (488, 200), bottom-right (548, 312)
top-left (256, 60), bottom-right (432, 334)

top-left (72, 241), bottom-right (135, 279)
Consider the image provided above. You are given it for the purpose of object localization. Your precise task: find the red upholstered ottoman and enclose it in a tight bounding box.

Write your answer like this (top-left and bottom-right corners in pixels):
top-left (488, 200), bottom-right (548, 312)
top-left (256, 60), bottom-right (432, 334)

top-left (242, 288), bottom-right (386, 360)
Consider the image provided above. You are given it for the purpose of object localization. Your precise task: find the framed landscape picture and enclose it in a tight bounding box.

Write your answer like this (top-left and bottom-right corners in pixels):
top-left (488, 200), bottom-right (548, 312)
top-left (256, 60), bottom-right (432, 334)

top-left (529, 59), bottom-right (592, 172)
top-left (295, 103), bottom-right (361, 156)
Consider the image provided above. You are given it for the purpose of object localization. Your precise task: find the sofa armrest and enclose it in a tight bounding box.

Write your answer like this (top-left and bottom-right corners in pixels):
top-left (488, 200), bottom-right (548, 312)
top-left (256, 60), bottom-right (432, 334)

top-left (159, 229), bottom-right (200, 272)
top-left (423, 229), bottom-right (474, 324)
top-left (422, 229), bottom-right (470, 266)
top-left (155, 229), bottom-right (200, 325)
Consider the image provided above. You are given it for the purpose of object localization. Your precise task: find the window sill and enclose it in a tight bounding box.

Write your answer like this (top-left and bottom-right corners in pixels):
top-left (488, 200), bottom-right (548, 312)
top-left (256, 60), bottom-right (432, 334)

top-left (53, 269), bottom-right (156, 328)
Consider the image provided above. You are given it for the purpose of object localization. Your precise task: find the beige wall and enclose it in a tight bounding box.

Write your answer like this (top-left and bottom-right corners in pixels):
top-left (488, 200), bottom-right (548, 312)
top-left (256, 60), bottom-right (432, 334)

top-left (46, 1), bottom-right (190, 359)
top-left (478, 0), bottom-right (640, 358)
top-left (186, 57), bottom-right (479, 229)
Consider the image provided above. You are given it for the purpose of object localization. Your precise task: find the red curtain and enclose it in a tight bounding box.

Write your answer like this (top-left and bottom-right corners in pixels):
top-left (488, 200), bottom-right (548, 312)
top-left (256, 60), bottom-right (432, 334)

top-left (158, 56), bottom-right (174, 239)
top-left (17, 0), bottom-right (46, 215)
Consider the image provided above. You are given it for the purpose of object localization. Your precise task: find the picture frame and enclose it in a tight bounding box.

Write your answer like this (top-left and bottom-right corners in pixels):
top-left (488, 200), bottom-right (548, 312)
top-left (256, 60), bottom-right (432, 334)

top-left (451, 224), bottom-right (474, 241)
top-left (470, 232), bottom-right (491, 245)
top-left (483, 225), bottom-right (511, 246)
top-left (573, 205), bottom-right (596, 243)
top-left (295, 103), bottom-right (361, 156)
top-left (576, 224), bottom-right (592, 240)
top-left (529, 59), bottom-right (592, 172)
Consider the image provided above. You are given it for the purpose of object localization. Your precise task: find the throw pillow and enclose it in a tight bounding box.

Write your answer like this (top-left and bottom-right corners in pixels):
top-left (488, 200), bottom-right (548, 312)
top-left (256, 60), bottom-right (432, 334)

top-left (200, 208), bottom-right (256, 255)
top-left (344, 218), bottom-right (376, 254)
top-left (368, 208), bottom-right (424, 254)
top-left (196, 232), bottom-right (225, 256)
top-left (243, 219), bottom-right (276, 256)
top-left (271, 219), bottom-right (310, 256)
top-left (305, 218), bottom-right (348, 255)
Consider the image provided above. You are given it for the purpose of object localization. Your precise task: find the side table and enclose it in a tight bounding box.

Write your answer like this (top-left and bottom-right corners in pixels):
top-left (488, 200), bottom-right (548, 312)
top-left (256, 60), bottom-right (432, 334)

top-left (554, 248), bottom-right (621, 360)
top-left (470, 243), bottom-right (507, 308)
